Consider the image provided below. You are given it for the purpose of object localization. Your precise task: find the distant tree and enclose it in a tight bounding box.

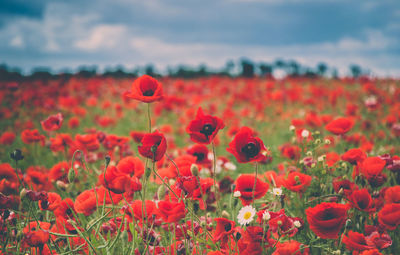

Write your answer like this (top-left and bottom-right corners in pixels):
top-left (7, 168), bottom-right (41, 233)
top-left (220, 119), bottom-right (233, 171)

top-left (317, 62), bottom-right (328, 77)
top-left (350, 64), bottom-right (362, 78)
top-left (288, 60), bottom-right (300, 77)
top-left (259, 63), bottom-right (273, 77)
top-left (76, 66), bottom-right (97, 78)
top-left (240, 59), bottom-right (254, 77)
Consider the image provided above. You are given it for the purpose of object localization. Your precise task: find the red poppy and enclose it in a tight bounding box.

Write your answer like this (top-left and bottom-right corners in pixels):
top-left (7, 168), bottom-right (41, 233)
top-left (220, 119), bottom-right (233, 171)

top-left (280, 144), bottom-right (301, 160)
top-left (359, 249), bottom-right (383, 255)
top-left (0, 131), bottom-right (15, 145)
top-left (124, 75), bottom-right (163, 103)
top-left (325, 117), bottom-right (355, 135)
top-left (54, 198), bottom-right (76, 219)
top-left (378, 203), bottom-right (400, 231)
top-left (22, 221), bottom-right (51, 248)
top-left (186, 107), bottom-right (224, 144)
top-left (49, 161), bottom-right (72, 183)
top-left (227, 127), bottom-right (267, 163)
top-left (342, 148), bottom-right (366, 165)
top-left (41, 113), bottom-right (63, 132)
top-left (238, 226), bottom-right (274, 254)
top-left (272, 240), bottom-right (310, 255)
top-left (306, 202), bottom-right (349, 239)
top-left (116, 156), bottom-right (144, 178)
top-left (361, 157), bottom-right (387, 187)
top-left (38, 192), bottom-right (61, 211)
top-left (0, 163), bottom-right (18, 183)
top-left (138, 130), bottom-right (167, 162)
top-left (332, 177), bottom-right (356, 196)
top-left (49, 133), bottom-right (73, 152)
top-left (213, 217), bottom-right (235, 246)
top-left (187, 144), bottom-right (211, 165)
top-left (130, 131), bottom-right (146, 143)
top-left (282, 172), bottom-right (312, 193)
top-left (75, 133), bottom-right (100, 152)
top-left (122, 200), bottom-right (159, 225)
top-left (99, 165), bottom-right (142, 194)
top-left (234, 174), bottom-right (269, 205)
top-left (384, 186), bottom-right (400, 204)
top-left (347, 188), bottom-right (375, 213)
top-left (366, 231), bottom-right (392, 249)
top-left (21, 129), bottom-right (45, 146)
top-left (342, 231), bottom-right (373, 251)
top-left (158, 200), bottom-right (186, 223)
top-left (74, 187), bottom-right (122, 216)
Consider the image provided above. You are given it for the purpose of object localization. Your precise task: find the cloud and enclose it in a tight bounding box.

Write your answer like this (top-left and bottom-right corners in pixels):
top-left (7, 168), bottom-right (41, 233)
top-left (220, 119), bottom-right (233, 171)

top-left (10, 35), bottom-right (24, 48)
top-left (74, 24), bottom-right (128, 51)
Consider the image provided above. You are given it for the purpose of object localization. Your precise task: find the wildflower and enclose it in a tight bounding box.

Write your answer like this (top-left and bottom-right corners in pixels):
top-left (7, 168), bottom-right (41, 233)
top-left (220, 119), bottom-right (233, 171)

top-left (237, 205), bottom-right (256, 226)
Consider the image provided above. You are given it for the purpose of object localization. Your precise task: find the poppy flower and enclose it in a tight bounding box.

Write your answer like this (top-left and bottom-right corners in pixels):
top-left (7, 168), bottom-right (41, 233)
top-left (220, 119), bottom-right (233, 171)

top-left (366, 231), bottom-right (392, 249)
top-left (22, 221), bottom-right (51, 248)
top-left (0, 131), bottom-right (15, 145)
top-left (187, 144), bottom-right (211, 165)
top-left (116, 156), bottom-right (144, 178)
top-left (347, 188), bottom-right (375, 213)
top-left (38, 192), bottom-right (61, 211)
top-left (342, 231), bottom-right (373, 251)
top-left (282, 172), bottom-right (312, 193)
top-left (41, 113), bottom-right (63, 132)
top-left (0, 163), bottom-right (18, 183)
top-left (75, 133), bottom-right (100, 152)
top-left (306, 202), bottom-right (349, 239)
top-left (49, 133), bottom-right (73, 152)
top-left (325, 117), bottom-right (355, 135)
top-left (74, 187), bottom-right (122, 216)
top-left (361, 157), bottom-right (387, 187)
top-left (99, 165), bottom-right (142, 194)
top-left (123, 75), bottom-right (163, 103)
top-left (332, 177), bottom-right (356, 196)
top-left (186, 107), bottom-right (224, 144)
top-left (359, 249), bottom-right (383, 255)
top-left (138, 130), bottom-right (167, 162)
top-left (378, 203), bottom-right (400, 230)
top-left (342, 148), bottom-right (366, 165)
top-left (272, 240), bottom-right (309, 255)
top-left (384, 186), bottom-right (400, 204)
top-left (157, 200), bottom-right (186, 223)
top-left (227, 127), bottom-right (267, 163)
top-left (49, 161), bottom-right (72, 183)
top-left (234, 174), bottom-right (269, 205)
top-left (21, 129), bottom-right (45, 146)
top-left (213, 217), bottom-right (235, 245)
top-left (122, 200), bottom-right (159, 225)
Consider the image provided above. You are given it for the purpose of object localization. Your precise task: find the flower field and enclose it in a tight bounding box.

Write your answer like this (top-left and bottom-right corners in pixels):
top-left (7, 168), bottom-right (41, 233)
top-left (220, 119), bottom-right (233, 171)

top-left (0, 74), bottom-right (400, 254)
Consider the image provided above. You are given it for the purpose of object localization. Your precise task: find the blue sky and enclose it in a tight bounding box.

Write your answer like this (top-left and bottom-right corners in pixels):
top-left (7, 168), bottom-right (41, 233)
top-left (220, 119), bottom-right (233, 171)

top-left (1, 0), bottom-right (399, 76)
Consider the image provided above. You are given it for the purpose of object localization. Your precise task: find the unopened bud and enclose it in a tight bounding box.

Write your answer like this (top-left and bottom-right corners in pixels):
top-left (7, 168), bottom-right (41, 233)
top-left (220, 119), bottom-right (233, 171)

top-left (314, 139), bottom-right (321, 145)
top-left (145, 167), bottom-right (151, 179)
top-left (105, 155), bottom-right (111, 167)
top-left (191, 164), bottom-right (199, 176)
top-left (56, 180), bottom-right (68, 190)
top-left (221, 210), bottom-right (230, 219)
top-left (277, 220), bottom-right (282, 226)
top-left (20, 188), bottom-right (27, 199)
top-left (324, 139), bottom-right (331, 145)
top-left (306, 151), bottom-right (312, 156)
top-left (10, 149), bottom-right (24, 161)
top-left (68, 168), bottom-right (75, 183)
top-left (157, 184), bottom-right (166, 199)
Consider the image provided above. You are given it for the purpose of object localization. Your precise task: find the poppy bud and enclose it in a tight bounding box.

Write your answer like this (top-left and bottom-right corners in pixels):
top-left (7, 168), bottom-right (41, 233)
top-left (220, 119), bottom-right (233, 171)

top-left (157, 184), bottom-right (166, 199)
top-left (221, 210), bottom-right (230, 218)
top-left (20, 188), bottom-right (27, 199)
top-left (10, 149), bottom-right (24, 161)
top-left (191, 164), bottom-right (199, 176)
top-left (105, 155), bottom-right (111, 168)
top-left (68, 168), bottom-right (75, 183)
top-left (145, 167), bottom-right (151, 179)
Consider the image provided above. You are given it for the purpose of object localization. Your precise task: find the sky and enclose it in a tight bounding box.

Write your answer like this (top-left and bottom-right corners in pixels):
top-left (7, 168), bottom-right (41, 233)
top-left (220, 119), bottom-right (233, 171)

top-left (0, 0), bottom-right (399, 76)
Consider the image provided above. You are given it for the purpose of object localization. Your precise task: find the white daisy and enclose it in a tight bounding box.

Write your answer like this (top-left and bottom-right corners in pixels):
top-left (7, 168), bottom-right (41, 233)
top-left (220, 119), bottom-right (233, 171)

top-left (301, 129), bottom-right (310, 138)
top-left (224, 162), bottom-right (237, 171)
top-left (262, 211), bottom-right (271, 221)
top-left (237, 205), bottom-right (256, 226)
top-left (272, 187), bottom-right (283, 196)
top-left (294, 220), bottom-right (302, 228)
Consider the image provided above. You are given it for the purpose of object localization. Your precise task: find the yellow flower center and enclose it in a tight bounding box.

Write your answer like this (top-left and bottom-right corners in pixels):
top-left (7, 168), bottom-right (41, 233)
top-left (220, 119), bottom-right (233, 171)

top-left (244, 211), bottom-right (252, 220)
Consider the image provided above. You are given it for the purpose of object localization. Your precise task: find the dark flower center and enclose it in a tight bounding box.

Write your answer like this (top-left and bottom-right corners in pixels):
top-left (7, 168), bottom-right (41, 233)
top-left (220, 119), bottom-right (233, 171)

top-left (244, 188), bottom-right (253, 192)
top-left (241, 142), bottom-right (260, 158)
top-left (224, 223), bottom-right (232, 232)
top-left (143, 90), bottom-right (155, 97)
top-left (193, 152), bottom-right (205, 161)
top-left (323, 211), bottom-right (336, 220)
top-left (200, 124), bottom-right (215, 137)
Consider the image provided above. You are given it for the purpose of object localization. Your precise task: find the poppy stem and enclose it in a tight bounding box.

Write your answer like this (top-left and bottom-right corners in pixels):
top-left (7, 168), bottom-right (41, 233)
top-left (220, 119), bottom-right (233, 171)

top-left (252, 162), bottom-right (259, 207)
top-left (211, 141), bottom-right (220, 213)
top-left (147, 103), bottom-right (152, 132)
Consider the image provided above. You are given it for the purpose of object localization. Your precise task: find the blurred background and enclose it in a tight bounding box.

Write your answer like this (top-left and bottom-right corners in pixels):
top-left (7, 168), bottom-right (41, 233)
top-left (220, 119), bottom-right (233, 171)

top-left (0, 0), bottom-right (399, 77)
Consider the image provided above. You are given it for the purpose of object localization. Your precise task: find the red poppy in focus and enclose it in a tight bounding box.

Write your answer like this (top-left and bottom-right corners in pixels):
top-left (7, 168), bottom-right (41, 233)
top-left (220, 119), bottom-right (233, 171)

top-left (347, 188), bottom-right (375, 213)
top-left (138, 130), bottom-right (167, 162)
top-left (124, 75), bottom-right (163, 103)
top-left (227, 127), bottom-right (267, 163)
top-left (157, 200), bottom-right (186, 223)
top-left (378, 203), bottom-right (400, 230)
top-left (282, 172), bottom-right (312, 193)
top-left (361, 157), bottom-right (387, 188)
top-left (186, 107), bottom-right (225, 144)
top-left (234, 174), bottom-right (269, 205)
top-left (306, 202), bottom-right (349, 239)
top-left (0, 131), bottom-right (15, 145)
top-left (342, 148), bottom-right (366, 165)
top-left (41, 113), bottom-right (63, 132)
top-left (325, 117), bottom-right (355, 135)
top-left (38, 192), bottom-right (61, 211)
